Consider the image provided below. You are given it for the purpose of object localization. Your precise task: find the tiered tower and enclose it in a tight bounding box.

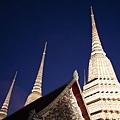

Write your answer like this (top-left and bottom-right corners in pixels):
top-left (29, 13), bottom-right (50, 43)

top-left (0, 72), bottom-right (17, 119)
top-left (83, 7), bottom-right (120, 119)
top-left (25, 42), bottom-right (47, 105)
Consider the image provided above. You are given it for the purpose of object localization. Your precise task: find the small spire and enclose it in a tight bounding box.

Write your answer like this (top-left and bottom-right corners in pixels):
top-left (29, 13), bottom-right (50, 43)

top-left (84, 69), bottom-right (86, 85)
top-left (90, 6), bottom-right (94, 16)
top-left (73, 70), bottom-right (79, 80)
top-left (90, 6), bottom-right (106, 56)
top-left (32, 42), bottom-right (47, 93)
top-left (25, 42), bottom-right (47, 105)
top-left (0, 72), bottom-right (17, 119)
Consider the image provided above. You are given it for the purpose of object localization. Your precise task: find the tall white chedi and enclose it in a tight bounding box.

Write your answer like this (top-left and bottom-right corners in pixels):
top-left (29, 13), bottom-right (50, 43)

top-left (0, 72), bottom-right (17, 119)
top-left (83, 7), bottom-right (120, 120)
top-left (25, 42), bottom-right (47, 105)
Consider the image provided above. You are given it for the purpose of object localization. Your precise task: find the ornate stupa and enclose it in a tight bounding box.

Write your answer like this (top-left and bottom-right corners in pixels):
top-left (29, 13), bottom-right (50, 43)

top-left (83, 7), bottom-right (120, 119)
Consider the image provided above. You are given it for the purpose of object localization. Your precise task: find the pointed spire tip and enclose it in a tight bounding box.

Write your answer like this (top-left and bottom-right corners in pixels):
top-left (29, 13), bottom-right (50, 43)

top-left (15, 71), bottom-right (18, 75)
top-left (13, 71), bottom-right (18, 81)
top-left (45, 42), bottom-right (47, 46)
top-left (43, 42), bottom-right (47, 54)
top-left (90, 6), bottom-right (94, 16)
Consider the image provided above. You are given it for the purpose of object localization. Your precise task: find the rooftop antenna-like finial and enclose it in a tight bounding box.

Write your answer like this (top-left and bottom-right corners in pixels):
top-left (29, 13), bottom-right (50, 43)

top-left (84, 69), bottom-right (86, 86)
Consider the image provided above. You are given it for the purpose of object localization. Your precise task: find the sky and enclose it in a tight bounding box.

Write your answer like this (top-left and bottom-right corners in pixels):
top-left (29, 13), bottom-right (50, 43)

top-left (0, 0), bottom-right (120, 115)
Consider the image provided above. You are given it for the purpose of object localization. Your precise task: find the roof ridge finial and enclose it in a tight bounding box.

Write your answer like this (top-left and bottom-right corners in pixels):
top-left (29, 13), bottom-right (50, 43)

top-left (73, 70), bottom-right (79, 80)
top-left (0, 71), bottom-right (17, 119)
top-left (25, 42), bottom-right (47, 105)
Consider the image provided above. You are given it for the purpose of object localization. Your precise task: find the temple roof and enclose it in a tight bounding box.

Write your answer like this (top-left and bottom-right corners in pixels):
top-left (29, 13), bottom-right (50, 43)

top-left (4, 78), bottom-right (91, 120)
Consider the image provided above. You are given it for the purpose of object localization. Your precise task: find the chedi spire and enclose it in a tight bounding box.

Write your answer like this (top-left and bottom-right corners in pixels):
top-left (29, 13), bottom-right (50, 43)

top-left (90, 6), bottom-right (106, 56)
top-left (0, 72), bottom-right (17, 119)
top-left (25, 42), bottom-right (47, 105)
top-left (83, 7), bottom-right (120, 119)
top-left (88, 7), bottom-right (117, 82)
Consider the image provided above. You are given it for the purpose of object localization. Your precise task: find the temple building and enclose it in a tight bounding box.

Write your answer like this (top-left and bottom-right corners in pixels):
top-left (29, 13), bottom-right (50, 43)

top-left (3, 71), bottom-right (91, 120)
top-left (0, 7), bottom-right (120, 120)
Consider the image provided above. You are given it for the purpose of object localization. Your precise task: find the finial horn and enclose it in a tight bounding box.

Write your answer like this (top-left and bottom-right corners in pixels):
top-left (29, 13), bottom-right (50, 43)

top-left (73, 70), bottom-right (79, 80)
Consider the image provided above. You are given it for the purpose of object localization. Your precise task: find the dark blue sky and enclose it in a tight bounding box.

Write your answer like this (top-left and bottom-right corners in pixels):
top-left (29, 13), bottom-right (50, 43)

top-left (0, 0), bottom-right (120, 115)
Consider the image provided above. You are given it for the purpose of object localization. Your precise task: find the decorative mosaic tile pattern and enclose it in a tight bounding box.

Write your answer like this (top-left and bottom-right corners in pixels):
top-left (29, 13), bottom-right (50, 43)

top-left (41, 88), bottom-right (83, 120)
top-left (28, 88), bottom-right (84, 120)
